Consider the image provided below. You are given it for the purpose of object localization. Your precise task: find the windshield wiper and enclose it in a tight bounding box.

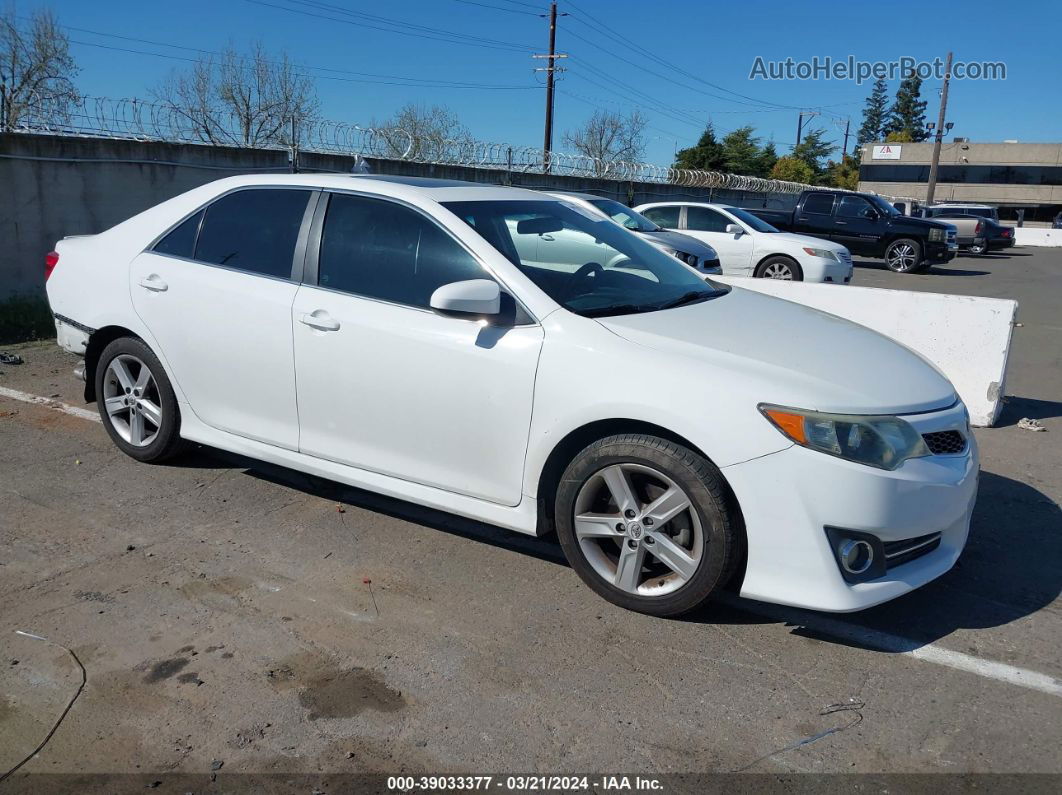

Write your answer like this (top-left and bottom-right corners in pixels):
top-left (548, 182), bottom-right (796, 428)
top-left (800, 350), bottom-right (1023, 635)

top-left (578, 303), bottom-right (649, 318)
top-left (657, 290), bottom-right (723, 310)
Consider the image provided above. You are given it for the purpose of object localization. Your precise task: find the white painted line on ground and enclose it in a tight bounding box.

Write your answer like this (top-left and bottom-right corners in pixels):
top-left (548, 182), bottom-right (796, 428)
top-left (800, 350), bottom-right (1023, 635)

top-left (0, 386), bottom-right (101, 423)
top-left (2, 386), bottom-right (1060, 698)
top-left (721, 594), bottom-right (1062, 698)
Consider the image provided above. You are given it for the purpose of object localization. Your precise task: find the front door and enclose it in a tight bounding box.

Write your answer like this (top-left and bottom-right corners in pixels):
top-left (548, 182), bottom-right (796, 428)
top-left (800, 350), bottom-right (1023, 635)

top-left (832, 195), bottom-right (881, 256)
top-left (683, 206), bottom-right (755, 274)
top-left (292, 192), bottom-right (543, 506)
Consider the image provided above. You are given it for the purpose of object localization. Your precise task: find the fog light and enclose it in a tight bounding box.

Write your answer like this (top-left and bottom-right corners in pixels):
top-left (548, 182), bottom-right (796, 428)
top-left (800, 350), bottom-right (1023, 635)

top-left (838, 539), bottom-right (874, 575)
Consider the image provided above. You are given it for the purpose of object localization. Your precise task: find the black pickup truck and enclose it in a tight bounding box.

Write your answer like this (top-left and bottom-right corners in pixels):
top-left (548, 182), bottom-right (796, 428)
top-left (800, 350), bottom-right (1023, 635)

top-left (750, 189), bottom-right (957, 273)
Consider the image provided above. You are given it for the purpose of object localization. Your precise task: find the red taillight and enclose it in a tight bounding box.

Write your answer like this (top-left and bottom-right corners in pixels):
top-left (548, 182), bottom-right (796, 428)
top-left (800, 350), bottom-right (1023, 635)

top-left (44, 251), bottom-right (59, 281)
top-left (975, 221), bottom-right (983, 234)
top-left (1003, 228), bottom-right (1012, 237)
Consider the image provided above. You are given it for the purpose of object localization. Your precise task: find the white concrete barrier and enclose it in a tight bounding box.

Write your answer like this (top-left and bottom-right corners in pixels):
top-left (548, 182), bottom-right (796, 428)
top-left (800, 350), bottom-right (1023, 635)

top-left (1014, 228), bottom-right (1062, 247)
top-left (714, 277), bottom-right (1018, 427)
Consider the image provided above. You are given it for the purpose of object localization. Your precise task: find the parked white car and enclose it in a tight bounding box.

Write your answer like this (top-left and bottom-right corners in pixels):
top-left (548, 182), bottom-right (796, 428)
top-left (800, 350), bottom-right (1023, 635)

top-left (46, 175), bottom-right (977, 616)
top-left (545, 192), bottom-right (721, 275)
top-left (635, 201), bottom-right (854, 283)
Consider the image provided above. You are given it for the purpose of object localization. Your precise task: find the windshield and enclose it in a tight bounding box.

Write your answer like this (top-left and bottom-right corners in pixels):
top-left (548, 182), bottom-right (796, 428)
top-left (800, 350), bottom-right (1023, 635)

top-left (443, 200), bottom-right (726, 317)
top-left (587, 198), bottom-right (659, 232)
top-left (867, 194), bottom-right (901, 216)
top-left (725, 206), bottom-right (780, 233)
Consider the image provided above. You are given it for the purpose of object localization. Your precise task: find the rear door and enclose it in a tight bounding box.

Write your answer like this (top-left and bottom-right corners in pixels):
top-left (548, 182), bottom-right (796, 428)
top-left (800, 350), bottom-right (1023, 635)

top-left (130, 187), bottom-right (316, 450)
top-left (683, 206), bottom-right (754, 274)
top-left (793, 192), bottom-right (838, 241)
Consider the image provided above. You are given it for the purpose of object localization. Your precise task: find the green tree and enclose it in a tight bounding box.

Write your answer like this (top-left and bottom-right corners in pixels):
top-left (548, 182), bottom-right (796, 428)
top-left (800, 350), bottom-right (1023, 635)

top-left (674, 121), bottom-right (725, 171)
top-left (826, 153), bottom-right (861, 190)
top-left (886, 71), bottom-right (928, 141)
top-left (856, 77), bottom-right (889, 147)
top-left (770, 155), bottom-right (814, 184)
top-left (791, 128), bottom-right (835, 180)
top-left (756, 140), bottom-right (778, 179)
top-left (885, 129), bottom-right (914, 143)
top-left (719, 126), bottom-right (763, 176)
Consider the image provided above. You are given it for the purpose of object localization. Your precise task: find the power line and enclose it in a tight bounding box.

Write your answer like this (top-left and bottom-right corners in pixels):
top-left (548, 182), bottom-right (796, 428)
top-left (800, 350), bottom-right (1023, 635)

top-left (242, 0), bottom-right (536, 52)
top-left (447, 0), bottom-right (541, 16)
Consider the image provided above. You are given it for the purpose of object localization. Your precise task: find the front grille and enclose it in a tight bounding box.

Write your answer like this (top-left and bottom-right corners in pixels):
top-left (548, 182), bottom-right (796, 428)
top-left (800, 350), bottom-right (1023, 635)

top-left (946, 229), bottom-right (957, 244)
top-left (922, 430), bottom-right (967, 455)
top-left (884, 532), bottom-right (942, 569)
top-left (838, 250), bottom-right (853, 266)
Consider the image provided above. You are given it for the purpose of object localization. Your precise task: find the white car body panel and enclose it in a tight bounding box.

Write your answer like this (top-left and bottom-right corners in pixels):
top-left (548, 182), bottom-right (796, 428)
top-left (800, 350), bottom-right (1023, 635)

top-left (634, 201), bottom-right (853, 282)
top-left (45, 174), bottom-right (978, 613)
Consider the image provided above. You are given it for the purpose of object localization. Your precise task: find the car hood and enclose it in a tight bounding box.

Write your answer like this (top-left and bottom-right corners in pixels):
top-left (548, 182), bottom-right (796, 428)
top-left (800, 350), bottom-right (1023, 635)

top-left (895, 215), bottom-right (952, 232)
top-left (597, 287), bottom-right (956, 415)
top-left (765, 231), bottom-right (849, 252)
top-left (639, 229), bottom-right (718, 258)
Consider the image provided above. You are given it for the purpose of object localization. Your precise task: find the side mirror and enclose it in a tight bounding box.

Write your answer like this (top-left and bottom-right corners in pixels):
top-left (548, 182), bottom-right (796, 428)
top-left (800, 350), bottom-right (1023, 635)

top-left (725, 224), bottom-right (744, 236)
top-left (863, 208), bottom-right (879, 220)
top-left (430, 279), bottom-right (501, 317)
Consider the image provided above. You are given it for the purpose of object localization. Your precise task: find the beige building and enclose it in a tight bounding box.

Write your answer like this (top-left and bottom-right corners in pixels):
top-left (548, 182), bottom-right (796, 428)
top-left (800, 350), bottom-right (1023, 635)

top-left (858, 141), bottom-right (1062, 223)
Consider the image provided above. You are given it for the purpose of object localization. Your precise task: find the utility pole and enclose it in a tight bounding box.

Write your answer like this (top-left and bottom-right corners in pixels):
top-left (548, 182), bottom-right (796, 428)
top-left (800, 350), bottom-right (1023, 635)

top-left (796, 110), bottom-right (819, 146)
top-left (925, 51), bottom-right (953, 207)
top-left (533, 2), bottom-right (567, 173)
top-left (841, 118), bottom-right (851, 157)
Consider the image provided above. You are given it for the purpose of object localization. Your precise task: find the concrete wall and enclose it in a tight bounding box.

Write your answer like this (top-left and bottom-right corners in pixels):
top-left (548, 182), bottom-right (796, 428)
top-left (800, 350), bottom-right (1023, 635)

top-left (0, 133), bottom-right (798, 301)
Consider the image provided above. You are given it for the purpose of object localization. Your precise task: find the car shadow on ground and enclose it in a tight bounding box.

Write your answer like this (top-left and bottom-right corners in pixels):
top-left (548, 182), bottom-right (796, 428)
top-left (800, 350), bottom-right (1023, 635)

top-left (184, 447), bottom-right (1060, 653)
top-left (851, 259), bottom-right (990, 277)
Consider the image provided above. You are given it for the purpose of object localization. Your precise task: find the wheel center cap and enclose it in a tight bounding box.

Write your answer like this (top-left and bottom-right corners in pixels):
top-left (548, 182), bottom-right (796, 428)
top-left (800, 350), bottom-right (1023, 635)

top-left (627, 522), bottom-right (643, 539)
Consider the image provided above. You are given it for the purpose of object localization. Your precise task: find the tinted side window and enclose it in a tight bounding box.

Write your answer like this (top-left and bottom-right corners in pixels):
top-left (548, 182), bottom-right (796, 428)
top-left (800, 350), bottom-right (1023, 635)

top-left (318, 194), bottom-right (486, 309)
top-left (641, 206), bottom-right (680, 228)
top-left (195, 189), bottom-right (311, 278)
top-left (802, 193), bottom-right (835, 215)
top-left (685, 206), bottom-right (731, 233)
top-left (153, 210), bottom-right (204, 258)
top-left (836, 196), bottom-right (874, 218)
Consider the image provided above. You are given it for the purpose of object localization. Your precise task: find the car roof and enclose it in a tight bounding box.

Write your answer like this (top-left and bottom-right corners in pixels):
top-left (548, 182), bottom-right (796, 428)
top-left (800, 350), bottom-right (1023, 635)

top-left (196, 173), bottom-right (548, 203)
top-left (548, 190), bottom-right (612, 202)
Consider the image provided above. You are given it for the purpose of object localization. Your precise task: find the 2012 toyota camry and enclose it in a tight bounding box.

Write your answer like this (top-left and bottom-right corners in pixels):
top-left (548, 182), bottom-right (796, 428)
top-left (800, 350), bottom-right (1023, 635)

top-left (45, 175), bottom-right (979, 616)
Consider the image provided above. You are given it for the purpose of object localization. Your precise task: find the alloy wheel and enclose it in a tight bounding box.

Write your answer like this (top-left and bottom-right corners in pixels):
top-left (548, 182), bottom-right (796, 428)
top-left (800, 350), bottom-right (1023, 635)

top-left (887, 243), bottom-right (918, 271)
top-left (762, 261), bottom-right (794, 279)
top-left (573, 463), bottom-right (704, 597)
top-left (102, 354), bottom-right (163, 447)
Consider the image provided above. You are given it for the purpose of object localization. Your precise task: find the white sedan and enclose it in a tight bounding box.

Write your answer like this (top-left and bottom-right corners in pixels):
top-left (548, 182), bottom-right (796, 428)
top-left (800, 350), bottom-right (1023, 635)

top-left (635, 201), bottom-right (854, 283)
top-left (46, 175), bottom-right (977, 616)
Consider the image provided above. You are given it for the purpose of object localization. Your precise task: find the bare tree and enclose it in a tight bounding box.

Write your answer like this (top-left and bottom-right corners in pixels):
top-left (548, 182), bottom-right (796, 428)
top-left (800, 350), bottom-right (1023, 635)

top-left (564, 109), bottom-right (648, 171)
top-left (370, 103), bottom-right (471, 159)
top-left (0, 7), bottom-right (80, 130)
top-left (153, 42), bottom-right (319, 148)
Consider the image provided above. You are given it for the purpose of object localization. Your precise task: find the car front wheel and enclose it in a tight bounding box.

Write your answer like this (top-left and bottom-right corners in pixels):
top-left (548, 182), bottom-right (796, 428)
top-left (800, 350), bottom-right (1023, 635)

top-left (885, 238), bottom-right (923, 272)
top-left (555, 434), bottom-right (739, 617)
top-left (95, 337), bottom-right (186, 462)
top-left (755, 256), bottom-right (803, 281)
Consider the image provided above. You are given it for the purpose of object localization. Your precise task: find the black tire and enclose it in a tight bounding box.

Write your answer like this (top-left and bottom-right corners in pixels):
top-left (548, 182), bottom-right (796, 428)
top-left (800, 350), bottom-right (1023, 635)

top-left (969, 239), bottom-right (988, 255)
top-left (884, 238), bottom-right (923, 273)
top-left (554, 434), bottom-right (739, 617)
top-left (95, 336), bottom-right (186, 463)
top-left (754, 255), bottom-right (804, 281)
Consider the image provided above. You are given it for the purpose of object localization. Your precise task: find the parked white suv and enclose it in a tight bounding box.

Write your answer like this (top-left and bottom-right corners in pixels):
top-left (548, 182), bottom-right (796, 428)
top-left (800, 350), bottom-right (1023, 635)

top-left (46, 175), bottom-right (976, 616)
top-left (635, 202), bottom-right (853, 283)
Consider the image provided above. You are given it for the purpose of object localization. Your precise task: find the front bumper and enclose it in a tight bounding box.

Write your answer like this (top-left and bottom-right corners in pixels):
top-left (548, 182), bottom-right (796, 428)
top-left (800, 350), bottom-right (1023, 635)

top-left (801, 255), bottom-right (852, 284)
top-left (722, 402), bottom-right (978, 612)
top-left (927, 240), bottom-right (956, 263)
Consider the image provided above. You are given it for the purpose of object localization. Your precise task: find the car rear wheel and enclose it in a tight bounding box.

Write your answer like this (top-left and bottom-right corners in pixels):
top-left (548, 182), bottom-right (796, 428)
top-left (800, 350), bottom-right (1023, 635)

top-left (969, 239), bottom-right (988, 255)
top-left (96, 337), bottom-right (186, 463)
top-left (554, 434), bottom-right (739, 617)
top-left (885, 238), bottom-right (923, 272)
top-left (755, 256), bottom-right (803, 281)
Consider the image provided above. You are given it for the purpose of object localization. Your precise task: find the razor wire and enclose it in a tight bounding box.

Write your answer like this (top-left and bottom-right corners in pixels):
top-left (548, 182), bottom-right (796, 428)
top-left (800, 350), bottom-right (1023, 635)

top-left (8, 95), bottom-right (914, 201)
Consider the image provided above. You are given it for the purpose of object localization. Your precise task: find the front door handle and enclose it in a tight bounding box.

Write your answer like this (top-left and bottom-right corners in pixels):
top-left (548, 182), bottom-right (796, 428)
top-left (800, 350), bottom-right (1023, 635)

top-left (139, 275), bottom-right (168, 292)
top-left (300, 311), bottom-right (340, 332)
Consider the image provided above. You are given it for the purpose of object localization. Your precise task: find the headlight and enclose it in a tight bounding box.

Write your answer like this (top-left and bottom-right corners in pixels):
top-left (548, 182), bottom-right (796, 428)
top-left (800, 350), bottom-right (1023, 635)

top-left (759, 404), bottom-right (930, 470)
top-left (928, 228), bottom-right (945, 242)
top-left (801, 247), bottom-right (838, 261)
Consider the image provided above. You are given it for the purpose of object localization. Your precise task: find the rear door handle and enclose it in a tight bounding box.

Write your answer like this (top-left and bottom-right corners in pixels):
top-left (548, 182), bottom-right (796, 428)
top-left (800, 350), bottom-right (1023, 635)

top-left (300, 311), bottom-right (340, 331)
top-left (138, 275), bottom-right (168, 292)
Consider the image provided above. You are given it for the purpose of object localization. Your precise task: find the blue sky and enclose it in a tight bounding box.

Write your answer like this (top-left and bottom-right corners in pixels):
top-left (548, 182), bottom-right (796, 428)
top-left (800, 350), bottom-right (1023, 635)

top-left (23, 0), bottom-right (1062, 164)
